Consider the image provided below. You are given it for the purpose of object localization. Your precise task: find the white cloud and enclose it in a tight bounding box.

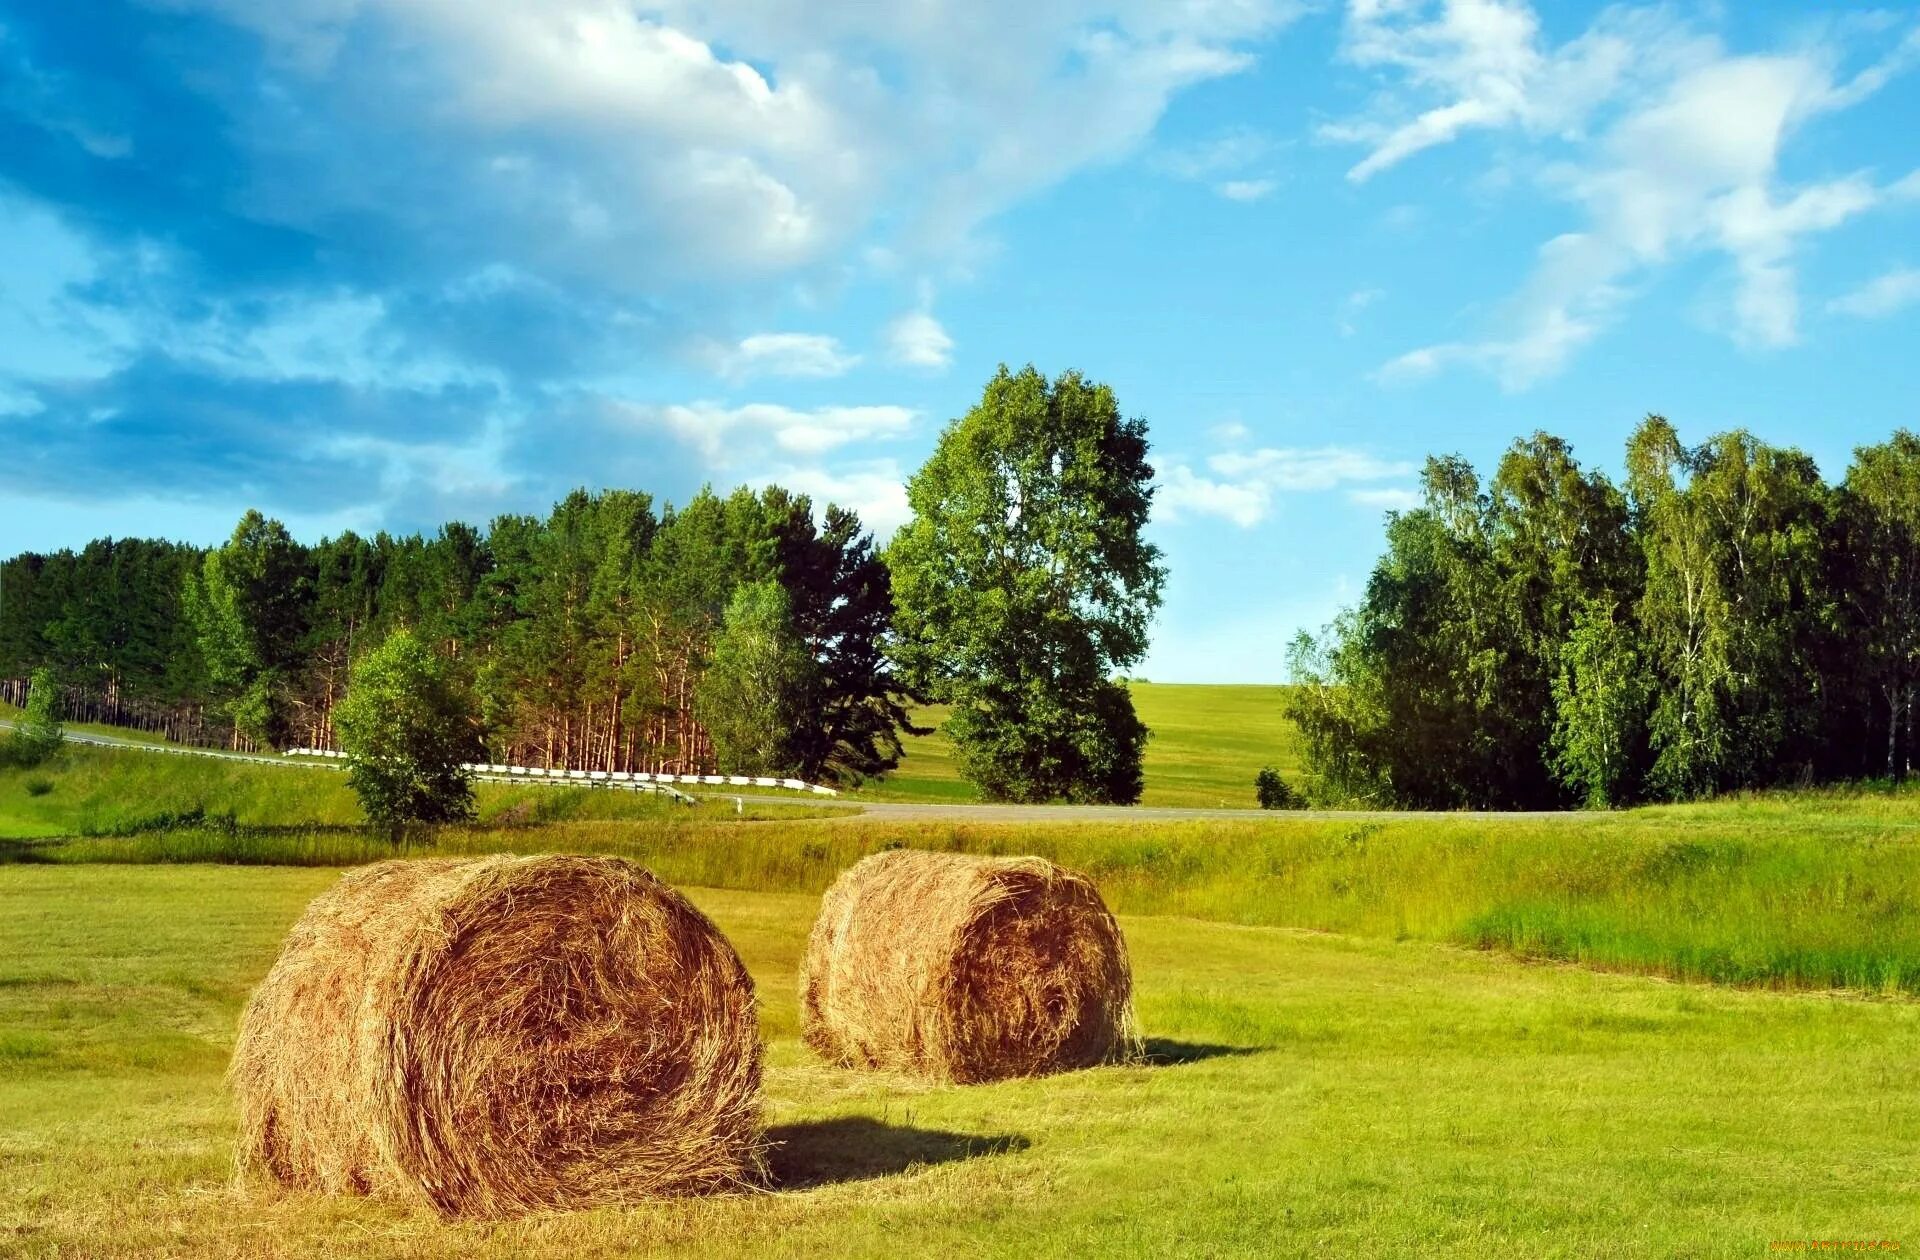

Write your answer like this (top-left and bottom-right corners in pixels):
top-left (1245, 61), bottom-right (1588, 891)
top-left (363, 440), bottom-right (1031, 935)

top-left (1326, 0), bottom-right (1680, 182)
top-left (747, 459), bottom-right (914, 536)
top-left (1158, 465), bottom-right (1271, 527)
top-left (1340, 5), bottom-right (1920, 387)
top-left (1829, 267), bottom-right (1920, 320)
top-left (708, 332), bottom-right (859, 382)
top-left (1217, 179), bottom-right (1277, 202)
top-left (180, 0), bottom-right (1301, 288)
top-left (1160, 442), bottom-right (1415, 526)
top-left (883, 300), bottom-right (956, 370)
top-left (615, 400), bottom-right (915, 460)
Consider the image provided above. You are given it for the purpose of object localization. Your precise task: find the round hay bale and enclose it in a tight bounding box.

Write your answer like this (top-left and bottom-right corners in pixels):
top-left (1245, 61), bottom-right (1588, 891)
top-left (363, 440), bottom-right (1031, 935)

top-left (229, 855), bottom-right (762, 1218)
top-left (799, 849), bottom-right (1139, 1083)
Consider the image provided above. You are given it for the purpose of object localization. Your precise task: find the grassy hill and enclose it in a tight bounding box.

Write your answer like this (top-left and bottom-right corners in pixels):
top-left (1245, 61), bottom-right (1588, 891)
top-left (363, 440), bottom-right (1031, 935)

top-left (857, 682), bottom-right (1300, 808)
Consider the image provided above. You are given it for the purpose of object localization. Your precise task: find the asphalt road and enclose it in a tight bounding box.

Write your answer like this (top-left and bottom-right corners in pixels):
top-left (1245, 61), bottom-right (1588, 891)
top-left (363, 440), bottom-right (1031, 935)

top-left (4, 720), bottom-right (1578, 823)
top-left (704, 792), bottom-right (1577, 822)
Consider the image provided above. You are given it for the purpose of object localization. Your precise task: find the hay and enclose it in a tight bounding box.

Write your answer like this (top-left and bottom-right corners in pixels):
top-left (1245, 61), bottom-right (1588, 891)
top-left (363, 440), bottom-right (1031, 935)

top-left (800, 849), bottom-right (1139, 1083)
top-left (229, 855), bottom-right (762, 1218)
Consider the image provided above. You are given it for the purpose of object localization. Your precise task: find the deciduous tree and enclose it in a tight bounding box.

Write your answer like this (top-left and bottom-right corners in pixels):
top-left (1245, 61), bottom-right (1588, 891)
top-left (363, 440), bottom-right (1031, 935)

top-left (889, 365), bottom-right (1165, 804)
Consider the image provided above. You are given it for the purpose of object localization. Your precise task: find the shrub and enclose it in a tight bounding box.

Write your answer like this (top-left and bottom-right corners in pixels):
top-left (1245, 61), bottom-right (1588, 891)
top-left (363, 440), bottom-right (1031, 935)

top-left (1, 668), bottom-right (64, 769)
top-left (1255, 766), bottom-right (1303, 810)
top-left (333, 630), bottom-right (481, 832)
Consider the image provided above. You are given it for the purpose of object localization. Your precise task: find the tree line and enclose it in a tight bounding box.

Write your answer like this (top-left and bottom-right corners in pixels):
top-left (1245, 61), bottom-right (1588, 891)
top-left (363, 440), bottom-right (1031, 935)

top-left (0, 366), bottom-right (1168, 802)
top-left (1290, 417), bottom-right (1920, 809)
top-left (0, 484), bottom-right (914, 784)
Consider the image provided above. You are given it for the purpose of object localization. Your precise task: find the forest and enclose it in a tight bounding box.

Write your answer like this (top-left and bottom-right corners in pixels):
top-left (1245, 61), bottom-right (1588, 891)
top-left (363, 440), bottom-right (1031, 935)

top-left (1291, 417), bottom-right (1920, 809)
top-left (0, 485), bottom-right (914, 784)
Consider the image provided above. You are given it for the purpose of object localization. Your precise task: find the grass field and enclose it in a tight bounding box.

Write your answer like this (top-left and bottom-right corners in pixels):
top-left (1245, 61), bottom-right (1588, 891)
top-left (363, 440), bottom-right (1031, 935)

top-left (6, 742), bottom-right (1920, 1254)
top-left (856, 682), bottom-right (1300, 807)
top-left (9, 745), bottom-right (1920, 995)
top-left (3, 863), bottom-right (1917, 1258)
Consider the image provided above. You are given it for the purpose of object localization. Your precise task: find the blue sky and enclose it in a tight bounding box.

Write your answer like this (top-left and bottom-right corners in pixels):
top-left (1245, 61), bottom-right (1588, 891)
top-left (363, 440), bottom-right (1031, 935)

top-left (2, 1), bottom-right (1917, 682)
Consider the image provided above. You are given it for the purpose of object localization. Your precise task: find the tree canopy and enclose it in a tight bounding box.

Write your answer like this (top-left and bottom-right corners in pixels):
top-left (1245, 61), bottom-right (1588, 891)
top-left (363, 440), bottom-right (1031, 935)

top-left (333, 628), bottom-right (481, 829)
top-left (888, 365), bottom-right (1165, 803)
top-left (1, 483), bottom-right (914, 785)
top-left (1293, 418), bottom-right (1916, 808)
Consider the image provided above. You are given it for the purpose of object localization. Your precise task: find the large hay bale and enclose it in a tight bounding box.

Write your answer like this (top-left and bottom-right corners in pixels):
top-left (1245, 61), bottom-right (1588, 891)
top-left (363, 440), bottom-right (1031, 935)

top-left (800, 850), bottom-right (1139, 1083)
top-left (229, 855), bottom-right (762, 1218)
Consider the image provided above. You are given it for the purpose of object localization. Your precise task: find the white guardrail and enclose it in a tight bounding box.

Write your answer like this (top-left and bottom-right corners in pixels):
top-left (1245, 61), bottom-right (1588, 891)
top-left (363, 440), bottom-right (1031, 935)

top-left (285, 747), bottom-right (840, 797)
top-left (15, 723), bottom-right (844, 807)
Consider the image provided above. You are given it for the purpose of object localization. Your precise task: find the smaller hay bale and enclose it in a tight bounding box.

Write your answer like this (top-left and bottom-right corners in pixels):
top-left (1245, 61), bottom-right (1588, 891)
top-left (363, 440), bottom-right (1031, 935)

top-left (800, 849), bottom-right (1139, 1083)
top-left (229, 855), bottom-right (762, 1218)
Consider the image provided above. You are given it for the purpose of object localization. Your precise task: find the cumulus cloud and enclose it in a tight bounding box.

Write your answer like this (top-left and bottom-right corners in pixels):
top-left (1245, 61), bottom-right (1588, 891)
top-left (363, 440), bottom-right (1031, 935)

top-left (707, 332), bottom-right (860, 382)
top-left (744, 459), bottom-right (915, 537)
top-left (1829, 267), bottom-right (1920, 320)
top-left (0, 0), bottom-right (1294, 530)
top-left (1332, 3), bottom-right (1920, 387)
top-left (1159, 440), bottom-right (1415, 527)
top-left (883, 287), bottom-right (956, 370)
top-left (613, 400), bottom-right (915, 461)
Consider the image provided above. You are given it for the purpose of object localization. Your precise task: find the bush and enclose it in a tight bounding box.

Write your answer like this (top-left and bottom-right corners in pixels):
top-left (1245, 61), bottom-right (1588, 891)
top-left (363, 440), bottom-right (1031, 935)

top-left (1, 668), bottom-right (64, 769)
top-left (1255, 766), bottom-right (1303, 810)
top-left (23, 776), bottom-right (53, 797)
top-left (334, 629), bottom-right (482, 832)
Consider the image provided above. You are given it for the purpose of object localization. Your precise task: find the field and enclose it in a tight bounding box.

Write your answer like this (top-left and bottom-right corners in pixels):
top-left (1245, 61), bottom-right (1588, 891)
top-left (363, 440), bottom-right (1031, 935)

top-left (5, 744), bottom-right (1920, 1255)
top-left (7, 864), bottom-right (1920, 1258)
top-left (856, 682), bottom-right (1301, 807)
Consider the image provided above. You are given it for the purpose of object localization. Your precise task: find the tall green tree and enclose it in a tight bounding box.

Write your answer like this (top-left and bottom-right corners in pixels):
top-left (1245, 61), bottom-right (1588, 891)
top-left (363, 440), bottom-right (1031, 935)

top-left (888, 365), bottom-right (1165, 804)
top-left (696, 579), bottom-right (813, 775)
top-left (1628, 418), bottom-right (1831, 797)
top-left (1548, 599), bottom-right (1650, 807)
top-left (333, 629), bottom-right (481, 829)
top-left (183, 511), bottom-right (312, 749)
top-left (1835, 431), bottom-right (1920, 779)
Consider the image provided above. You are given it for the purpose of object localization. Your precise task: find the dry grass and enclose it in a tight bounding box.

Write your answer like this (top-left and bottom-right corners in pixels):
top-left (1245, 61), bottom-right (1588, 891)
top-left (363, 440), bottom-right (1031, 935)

top-left (228, 854), bottom-right (763, 1219)
top-left (800, 850), bottom-right (1138, 1083)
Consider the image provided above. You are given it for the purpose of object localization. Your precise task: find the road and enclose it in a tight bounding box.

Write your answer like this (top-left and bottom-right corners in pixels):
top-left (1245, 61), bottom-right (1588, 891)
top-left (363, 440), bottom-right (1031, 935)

top-left (4, 720), bottom-right (1579, 823)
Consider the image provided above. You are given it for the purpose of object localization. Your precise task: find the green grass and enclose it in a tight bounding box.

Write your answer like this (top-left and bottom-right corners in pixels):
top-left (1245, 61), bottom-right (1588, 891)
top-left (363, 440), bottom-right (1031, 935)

top-left (8, 743), bottom-right (1920, 998)
top-left (2, 863), bottom-right (1917, 1257)
top-left (856, 682), bottom-right (1301, 807)
top-left (0, 743), bottom-right (847, 855)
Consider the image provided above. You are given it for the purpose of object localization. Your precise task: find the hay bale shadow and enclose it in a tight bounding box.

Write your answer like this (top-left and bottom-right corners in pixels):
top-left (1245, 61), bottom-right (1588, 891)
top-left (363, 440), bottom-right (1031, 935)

top-left (1141, 1038), bottom-right (1264, 1066)
top-left (764, 1118), bottom-right (1029, 1189)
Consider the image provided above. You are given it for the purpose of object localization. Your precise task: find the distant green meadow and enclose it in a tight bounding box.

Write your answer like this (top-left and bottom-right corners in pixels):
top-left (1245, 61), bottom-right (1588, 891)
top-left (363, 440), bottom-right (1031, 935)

top-left (855, 682), bottom-right (1302, 808)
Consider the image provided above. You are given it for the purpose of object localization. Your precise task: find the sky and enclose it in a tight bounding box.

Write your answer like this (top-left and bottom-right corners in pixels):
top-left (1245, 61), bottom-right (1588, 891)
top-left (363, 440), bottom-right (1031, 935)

top-left (1, 1), bottom-right (1917, 682)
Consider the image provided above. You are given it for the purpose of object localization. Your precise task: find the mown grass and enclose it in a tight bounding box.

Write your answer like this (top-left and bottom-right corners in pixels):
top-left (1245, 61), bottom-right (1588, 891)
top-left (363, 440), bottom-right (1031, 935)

top-left (6, 744), bottom-right (1920, 999)
top-left (854, 682), bottom-right (1302, 807)
top-left (2, 864), bottom-right (1917, 1257)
